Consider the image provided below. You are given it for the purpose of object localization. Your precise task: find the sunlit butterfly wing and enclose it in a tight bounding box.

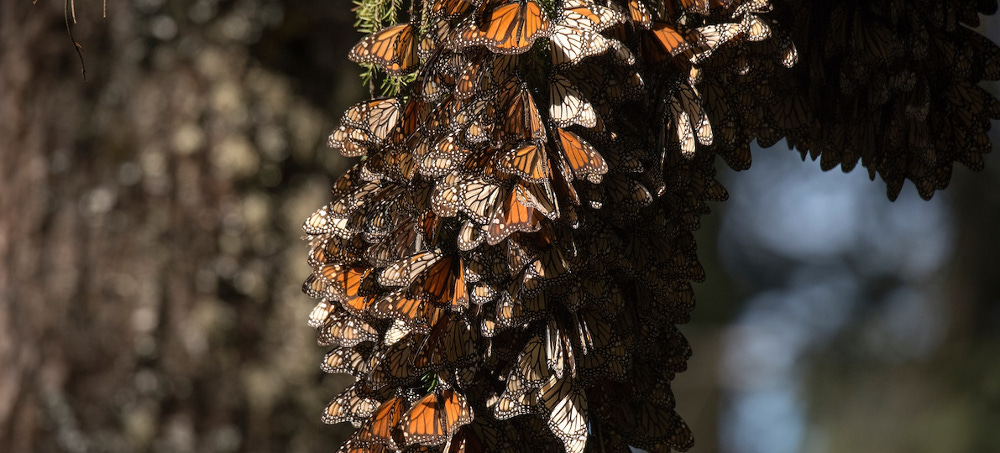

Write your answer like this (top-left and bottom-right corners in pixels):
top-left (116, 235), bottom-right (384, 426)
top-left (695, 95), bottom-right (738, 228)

top-left (400, 390), bottom-right (474, 446)
top-left (555, 128), bottom-right (608, 183)
top-left (485, 187), bottom-right (544, 245)
top-left (549, 74), bottom-right (598, 129)
top-left (323, 384), bottom-right (379, 426)
top-left (380, 250), bottom-right (445, 287)
top-left (455, 0), bottom-right (550, 54)
top-left (349, 23), bottom-right (419, 75)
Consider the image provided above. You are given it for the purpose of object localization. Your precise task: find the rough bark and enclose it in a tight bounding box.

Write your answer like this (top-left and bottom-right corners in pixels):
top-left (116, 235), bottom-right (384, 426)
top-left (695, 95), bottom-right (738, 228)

top-left (1, 1), bottom-right (361, 451)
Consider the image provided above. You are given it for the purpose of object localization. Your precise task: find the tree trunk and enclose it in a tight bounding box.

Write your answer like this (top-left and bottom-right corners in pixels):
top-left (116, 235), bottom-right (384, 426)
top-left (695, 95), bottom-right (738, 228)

top-left (1, 1), bottom-right (361, 451)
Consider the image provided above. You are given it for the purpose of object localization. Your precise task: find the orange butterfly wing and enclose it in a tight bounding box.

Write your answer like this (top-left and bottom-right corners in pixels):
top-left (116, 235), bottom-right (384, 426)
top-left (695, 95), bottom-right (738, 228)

top-left (418, 256), bottom-right (469, 308)
top-left (650, 21), bottom-right (694, 57)
top-left (364, 397), bottom-right (407, 445)
top-left (504, 86), bottom-right (547, 143)
top-left (400, 390), bottom-right (474, 446)
top-left (556, 128), bottom-right (608, 183)
top-left (628, 0), bottom-right (653, 28)
top-left (498, 143), bottom-right (551, 182)
top-left (457, 0), bottom-right (550, 54)
top-left (349, 23), bottom-right (418, 75)
top-left (485, 187), bottom-right (543, 245)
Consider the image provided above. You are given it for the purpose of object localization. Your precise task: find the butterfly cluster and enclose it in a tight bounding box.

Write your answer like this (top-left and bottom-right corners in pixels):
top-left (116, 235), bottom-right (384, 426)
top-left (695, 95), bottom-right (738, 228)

top-left (302, 0), bottom-right (1000, 451)
top-left (752, 0), bottom-right (1000, 200)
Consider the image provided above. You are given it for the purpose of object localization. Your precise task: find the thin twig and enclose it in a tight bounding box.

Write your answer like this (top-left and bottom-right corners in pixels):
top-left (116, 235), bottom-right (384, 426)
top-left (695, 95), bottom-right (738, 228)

top-left (64, 0), bottom-right (87, 81)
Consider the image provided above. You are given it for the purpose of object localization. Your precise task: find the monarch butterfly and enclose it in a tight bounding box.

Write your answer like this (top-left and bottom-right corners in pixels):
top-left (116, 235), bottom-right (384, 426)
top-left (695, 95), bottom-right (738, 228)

top-left (456, 59), bottom-right (488, 100)
top-left (424, 95), bottom-right (464, 134)
top-left (495, 290), bottom-right (548, 331)
top-left (445, 420), bottom-right (504, 453)
top-left (419, 313), bottom-right (478, 366)
top-left (563, 0), bottom-right (626, 31)
top-left (349, 23), bottom-right (418, 75)
top-left (364, 397), bottom-right (409, 446)
top-left (699, 79), bottom-right (748, 168)
top-left (493, 373), bottom-right (537, 420)
top-left (522, 245), bottom-right (570, 295)
top-left (516, 179), bottom-right (560, 220)
top-left (549, 74), bottom-right (598, 129)
top-left (457, 219), bottom-right (485, 251)
top-left (468, 282), bottom-right (497, 310)
top-left (415, 57), bottom-right (451, 103)
top-left (576, 310), bottom-right (618, 352)
top-left (307, 299), bottom-right (335, 327)
top-left (380, 250), bottom-right (445, 288)
top-left (485, 185), bottom-right (544, 245)
top-left (321, 346), bottom-right (371, 377)
top-left (578, 337), bottom-right (629, 381)
top-left (690, 22), bottom-right (743, 63)
top-left (648, 21), bottom-right (696, 58)
top-left (606, 175), bottom-right (654, 218)
top-left (549, 0), bottom-right (628, 67)
top-left (329, 165), bottom-right (364, 198)
top-left (400, 389), bottom-right (475, 446)
top-left (319, 264), bottom-right (371, 313)
top-left (543, 320), bottom-right (576, 378)
top-left (546, 389), bottom-right (588, 453)
top-left (549, 150), bottom-right (582, 206)
top-left (502, 83), bottom-right (548, 143)
top-left (392, 98), bottom-right (427, 143)
top-left (432, 174), bottom-right (463, 218)
top-left (741, 13), bottom-right (772, 42)
top-left (303, 204), bottom-right (333, 235)
top-left (549, 24), bottom-right (615, 68)
top-left (374, 290), bottom-right (446, 333)
top-left (456, 176), bottom-right (502, 224)
top-left (336, 434), bottom-right (387, 453)
top-left (421, 134), bottom-right (472, 178)
top-left (538, 372), bottom-right (572, 411)
top-left (415, 254), bottom-right (470, 308)
top-left (432, 0), bottom-right (477, 18)
top-left (328, 126), bottom-right (375, 159)
top-left (366, 337), bottom-right (428, 386)
top-left (554, 128), bottom-right (607, 185)
top-left (363, 142), bottom-right (421, 183)
top-left (498, 143), bottom-right (551, 182)
top-left (456, 54), bottom-right (518, 99)
top-left (365, 219), bottom-right (421, 268)
top-left (323, 385), bottom-right (380, 426)
top-left (671, 0), bottom-right (710, 16)
top-left (515, 335), bottom-right (550, 383)
top-left (625, 0), bottom-right (652, 28)
top-left (302, 274), bottom-right (331, 301)
top-left (328, 98), bottom-right (403, 158)
top-left (359, 195), bottom-right (408, 242)
top-left (731, 0), bottom-right (770, 16)
top-left (418, 19), bottom-right (454, 61)
top-left (455, 0), bottom-right (550, 54)
top-left (665, 81), bottom-right (712, 157)
top-left (503, 235), bottom-right (534, 276)
top-left (337, 183), bottom-right (407, 239)
top-left (317, 312), bottom-right (380, 347)
top-left (451, 94), bottom-right (494, 140)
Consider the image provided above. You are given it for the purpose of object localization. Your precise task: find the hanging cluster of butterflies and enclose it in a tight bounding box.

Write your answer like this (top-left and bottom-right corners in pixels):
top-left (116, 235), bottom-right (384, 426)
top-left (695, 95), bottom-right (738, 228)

top-left (303, 0), bottom-right (1000, 451)
top-left (749, 0), bottom-right (1000, 200)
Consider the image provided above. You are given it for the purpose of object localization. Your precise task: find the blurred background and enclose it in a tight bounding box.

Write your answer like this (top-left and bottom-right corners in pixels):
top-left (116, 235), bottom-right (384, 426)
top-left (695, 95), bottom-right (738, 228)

top-left (1, 1), bottom-right (999, 452)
